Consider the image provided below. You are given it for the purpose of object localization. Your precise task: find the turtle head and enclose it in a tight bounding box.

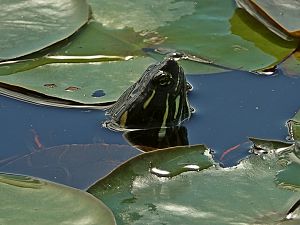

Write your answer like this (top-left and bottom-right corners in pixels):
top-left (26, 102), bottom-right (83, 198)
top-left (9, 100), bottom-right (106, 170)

top-left (106, 58), bottom-right (191, 130)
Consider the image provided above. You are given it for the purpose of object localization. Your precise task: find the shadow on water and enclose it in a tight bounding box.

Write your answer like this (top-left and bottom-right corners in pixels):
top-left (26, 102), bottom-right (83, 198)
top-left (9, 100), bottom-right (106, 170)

top-left (0, 69), bottom-right (299, 188)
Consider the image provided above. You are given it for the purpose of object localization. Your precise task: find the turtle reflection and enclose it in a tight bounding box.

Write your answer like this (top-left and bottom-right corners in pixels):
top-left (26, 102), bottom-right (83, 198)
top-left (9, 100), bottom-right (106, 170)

top-left (124, 126), bottom-right (189, 152)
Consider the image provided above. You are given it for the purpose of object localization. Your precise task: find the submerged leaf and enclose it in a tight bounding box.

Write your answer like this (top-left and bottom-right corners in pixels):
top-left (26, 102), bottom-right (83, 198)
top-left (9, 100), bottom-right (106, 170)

top-left (0, 143), bottom-right (140, 189)
top-left (88, 145), bottom-right (300, 224)
top-left (0, 0), bottom-right (90, 60)
top-left (0, 173), bottom-right (116, 225)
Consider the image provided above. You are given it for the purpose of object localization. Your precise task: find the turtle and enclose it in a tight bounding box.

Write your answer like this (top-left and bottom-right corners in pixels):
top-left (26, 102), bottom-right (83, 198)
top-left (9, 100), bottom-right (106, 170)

top-left (105, 56), bottom-right (192, 131)
top-left (103, 56), bottom-right (193, 151)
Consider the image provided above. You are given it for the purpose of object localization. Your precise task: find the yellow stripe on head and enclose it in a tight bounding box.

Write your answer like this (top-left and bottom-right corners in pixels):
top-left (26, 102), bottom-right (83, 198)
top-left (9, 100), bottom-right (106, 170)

top-left (119, 111), bottom-right (128, 128)
top-left (161, 93), bottom-right (169, 128)
top-left (174, 95), bottom-right (181, 119)
top-left (159, 94), bottom-right (169, 138)
top-left (143, 90), bottom-right (156, 109)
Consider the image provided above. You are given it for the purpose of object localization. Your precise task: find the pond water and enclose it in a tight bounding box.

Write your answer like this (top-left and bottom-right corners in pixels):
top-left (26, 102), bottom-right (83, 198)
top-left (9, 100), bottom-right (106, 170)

top-left (0, 68), bottom-right (299, 189)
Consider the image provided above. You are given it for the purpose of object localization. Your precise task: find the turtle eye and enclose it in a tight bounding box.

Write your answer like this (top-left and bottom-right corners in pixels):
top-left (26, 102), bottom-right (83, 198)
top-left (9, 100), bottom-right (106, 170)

top-left (155, 71), bottom-right (171, 86)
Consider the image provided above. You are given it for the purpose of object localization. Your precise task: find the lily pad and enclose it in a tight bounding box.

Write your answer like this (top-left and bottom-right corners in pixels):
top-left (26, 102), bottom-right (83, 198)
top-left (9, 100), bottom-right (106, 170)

top-left (280, 50), bottom-right (300, 77)
top-left (1, 0), bottom-right (298, 106)
top-left (249, 137), bottom-right (294, 154)
top-left (87, 0), bottom-right (196, 32)
top-left (0, 173), bottom-right (116, 225)
top-left (236, 0), bottom-right (300, 39)
top-left (0, 57), bottom-right (155, 105)
top-left (88, 145), bottom-right (300, 224)
top-left (249, 137), bottom-right (300, 194)
top-left (53, 21), bottom-right (145, 57)
top-left (288, 110), bottom-right (300, 141)
top-left (153, 0), bottom-right (297, 72)
top-left (80, 0), bottom-right (297, 72)
top-left (0, 0), bottom-right (90, 61)
top-left (276, 162), bottom-right (300, 191)
top-left (0, 20), bottom-right (148, 76)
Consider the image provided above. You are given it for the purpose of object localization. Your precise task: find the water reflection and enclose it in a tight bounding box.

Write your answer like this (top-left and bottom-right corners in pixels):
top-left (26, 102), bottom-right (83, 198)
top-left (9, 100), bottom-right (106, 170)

top-left (124, 126), bottom-right (189, 152)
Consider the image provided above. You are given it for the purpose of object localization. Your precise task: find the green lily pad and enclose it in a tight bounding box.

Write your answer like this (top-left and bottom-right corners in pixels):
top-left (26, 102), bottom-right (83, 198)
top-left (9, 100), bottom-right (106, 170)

top-left (51, 20), bottom-right (146, 57)
top-left (288, 110), bottom-right (300, 141)
top-left (88, 145), bottom-right (213, 224)
top-left (249, 137), bottom-right (294, 154)
top-left (0, 57), bottom-right (155, 105)
top-left (87, 0), bottom-right (196, 32)
top-left (249, 137), bottom-right (300, 193)
top-left (0, 173), bottom-right (116, 225)
top-left (153, 0), bottom-right (297, 72)
top-left (88, 145), bottom-right (300, 224)
top-left (78, 0), bottom-right (297, 72)
top-left (236, 0), bottom-right (300, 39)
top-left (0, 0), bottom-right (90, 61)
top-left (0, 0), bottom-right (298, 105)
top-left (276, 162), bottom-right (300, 191)
top-left (280, 51), bottom-right (300, 77)
top-left (0, 20), bottom-right (148, 76)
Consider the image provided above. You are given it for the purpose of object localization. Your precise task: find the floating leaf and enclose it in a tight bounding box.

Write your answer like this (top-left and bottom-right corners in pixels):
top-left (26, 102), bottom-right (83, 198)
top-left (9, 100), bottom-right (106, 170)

top-left (0, 143), bottom-right (140, 189)
top-left (144, 48), bottom-right (228, 75)
top-left (276, 162), bottom-right (300, 191)
top-left (153, 0), bottom-right (297, 72)
top-left (1, 0), bottom-right (298, 106)
top-left (0, 173), bottom-right (116, 225)
top-left (81, 0), bottom-right (297, 72)
top-left (0, 20), bottom-right (147, 76)
top-left (0, 57), bottom-right (155, 105)
top-left (88, 145), bottom-right (300, 224)
top-left (288, 110), bottom-right (300, 141)
top-left (0, 0), bottom-right (90, 61)
top-left (248, 137), bottom-right (300, 195)
top-left (54, 21), bottom-right (145, 57)
top-left (87, 0), bottom-right (196, 32)
top-left (280, 51), bottom-right (300, 77)
top-left (236, 0), bottom-right (300, 39)
top-left (249, 137), bottom-right (293, 154)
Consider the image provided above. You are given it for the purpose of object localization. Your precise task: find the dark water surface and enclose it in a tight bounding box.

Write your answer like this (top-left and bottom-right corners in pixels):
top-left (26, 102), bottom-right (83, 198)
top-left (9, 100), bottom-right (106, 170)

top-left (186, 70), bottom-right (300, 165)
top-left (0, 70), bottom-right (299, 189)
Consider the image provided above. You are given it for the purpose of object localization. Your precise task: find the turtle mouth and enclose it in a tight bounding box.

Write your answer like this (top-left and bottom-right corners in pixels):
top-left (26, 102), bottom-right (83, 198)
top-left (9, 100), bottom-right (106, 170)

top-left (158, 59), bottom-right (185, 94)
top-left (160, 59), bottom-right (181, 78)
